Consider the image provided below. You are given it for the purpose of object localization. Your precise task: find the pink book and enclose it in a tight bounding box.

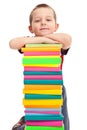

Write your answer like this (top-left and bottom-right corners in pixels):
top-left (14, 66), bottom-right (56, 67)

top-left (26, 120), bottom-right (63, 126)
top-left (24, 75), bottom-right (62, 80)
top-left (24, 67), bottom-right (61, 71)
top-left (25, 110), bottom-right (60, 114)
top-left (24, 52), bottom-right (60, 56)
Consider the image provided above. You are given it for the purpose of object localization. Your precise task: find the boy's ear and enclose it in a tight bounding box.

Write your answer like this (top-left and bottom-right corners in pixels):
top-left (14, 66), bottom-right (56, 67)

top-left (55, 24), bottom-right (59, 31)
top-left (28, 25), bottom-right (33, 33)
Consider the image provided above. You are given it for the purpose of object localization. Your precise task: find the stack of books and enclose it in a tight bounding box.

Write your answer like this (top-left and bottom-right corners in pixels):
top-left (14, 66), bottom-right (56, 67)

top-left (22, 43), bottom-right (64, 130)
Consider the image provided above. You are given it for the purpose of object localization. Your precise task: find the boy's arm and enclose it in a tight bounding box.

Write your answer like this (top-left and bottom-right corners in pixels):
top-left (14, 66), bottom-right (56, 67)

top-left (45, 33), bottom-right (72, 49)
top-left (9, 36), bottom-right (57, 49)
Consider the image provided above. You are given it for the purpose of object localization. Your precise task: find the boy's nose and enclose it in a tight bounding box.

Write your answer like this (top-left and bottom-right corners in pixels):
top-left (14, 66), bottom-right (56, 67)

top-left (41, 19), bottom-right (46, 25)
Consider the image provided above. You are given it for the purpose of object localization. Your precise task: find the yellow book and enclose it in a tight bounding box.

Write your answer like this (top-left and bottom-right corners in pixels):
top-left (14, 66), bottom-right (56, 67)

top-left (24, 105), bottom-right (61, 108)
top-left (23, 56), bottom-right (60, 58)
top-left (23, 99), bottom-right (63, 106)
top-left (21, 47), bottom-right (61, 52)
top-left (23, 64), bottom-right (59, 67)
top-left (24, 85), bottom-right (62, 90)
top-left (23, 89), bottom-right (62, 95)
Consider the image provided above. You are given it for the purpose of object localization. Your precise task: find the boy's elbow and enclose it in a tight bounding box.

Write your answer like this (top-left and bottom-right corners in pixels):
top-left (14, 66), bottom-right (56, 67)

top-left (68, 35), bottom-right (72, 47)
top-left (9, 39), bottom-right (14, 49)
top-left (63, 35), bottom-right (72, 49)
top-left (9, 39), bottom-right (18, 49)
top-left (9, 38), bottom-right (20, 49)
top-left (66, 34), bottom-right (72, 48)
top-left (9, 40), bottom-right (13, 48)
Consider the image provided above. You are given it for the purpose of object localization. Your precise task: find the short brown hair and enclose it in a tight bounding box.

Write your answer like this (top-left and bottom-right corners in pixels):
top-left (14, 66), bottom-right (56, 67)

top-left (29, 3), bottom-right (57, 25)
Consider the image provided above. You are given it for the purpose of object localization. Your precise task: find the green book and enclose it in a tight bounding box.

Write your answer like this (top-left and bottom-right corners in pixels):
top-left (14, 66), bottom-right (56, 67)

top-left (25, 43), bottom-right (62, 48)
top-left (23, 71), bottom-right (62, 75)
top-left (25, 114), bottom-right (64, 121)
top-left (24, 80), bottom-right (63, 85)
top-left (24, 94), bottom-right (62, 99)
top-left (25, 125), bottom-right (64, 130)
top-left (22, 57), bottom-right (61, 65)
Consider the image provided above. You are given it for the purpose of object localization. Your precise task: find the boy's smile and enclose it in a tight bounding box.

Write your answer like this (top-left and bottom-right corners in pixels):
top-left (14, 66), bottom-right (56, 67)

top-left (40, 27), bottom-right (49, 33)
top-left (40, 28), bottom-right (49, 30)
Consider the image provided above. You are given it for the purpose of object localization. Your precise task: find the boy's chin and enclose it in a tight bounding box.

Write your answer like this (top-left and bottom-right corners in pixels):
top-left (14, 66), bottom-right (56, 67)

top-left (38, 32), bottom-right (51, 36)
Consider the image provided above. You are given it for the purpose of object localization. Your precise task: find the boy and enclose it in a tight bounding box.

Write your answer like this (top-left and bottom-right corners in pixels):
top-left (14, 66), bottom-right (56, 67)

top-left (9, 3), bottom-right (72, 130)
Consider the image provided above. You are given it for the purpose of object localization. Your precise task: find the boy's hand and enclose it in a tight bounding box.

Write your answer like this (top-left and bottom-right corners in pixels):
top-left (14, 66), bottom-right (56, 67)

top-left (45, 33), bottom-right (72, 49)
top-left (41, 37), bottom-right (58, 44)
top-left (45, 33), bottom-right (60, 42)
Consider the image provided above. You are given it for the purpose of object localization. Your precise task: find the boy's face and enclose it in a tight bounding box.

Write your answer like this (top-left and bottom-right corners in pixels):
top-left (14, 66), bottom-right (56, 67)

top-left (29, 7), bottom-right (58, 36)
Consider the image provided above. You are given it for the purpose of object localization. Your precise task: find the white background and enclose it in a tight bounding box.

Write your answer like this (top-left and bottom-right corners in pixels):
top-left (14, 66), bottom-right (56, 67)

top-left (0, 0), bottom-right (87, 130)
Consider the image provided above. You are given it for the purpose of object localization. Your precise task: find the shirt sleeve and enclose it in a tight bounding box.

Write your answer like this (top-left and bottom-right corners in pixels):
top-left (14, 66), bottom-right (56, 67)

top-left (18, 49), bottom-right (23, 54)
top-left (61, 48), bottom-right (70, 55)
top-left (18, 45), bottom-right (25, 54)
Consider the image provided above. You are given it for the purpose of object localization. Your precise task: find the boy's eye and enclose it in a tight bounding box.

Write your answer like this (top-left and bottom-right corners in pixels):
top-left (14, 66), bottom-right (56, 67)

top-left (35, 19), bottom-right (40, 22)
top-left (46, 19), bottom-right (52, 21)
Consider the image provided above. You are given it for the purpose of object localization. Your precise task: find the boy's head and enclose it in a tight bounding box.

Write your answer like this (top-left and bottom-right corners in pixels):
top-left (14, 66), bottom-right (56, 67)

top-left (28, 4), bottom-right (59, 36)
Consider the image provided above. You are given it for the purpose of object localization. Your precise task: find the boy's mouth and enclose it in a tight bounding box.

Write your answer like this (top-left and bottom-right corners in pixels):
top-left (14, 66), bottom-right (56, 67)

top-left (40, 28), bottom-right (49, 30)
